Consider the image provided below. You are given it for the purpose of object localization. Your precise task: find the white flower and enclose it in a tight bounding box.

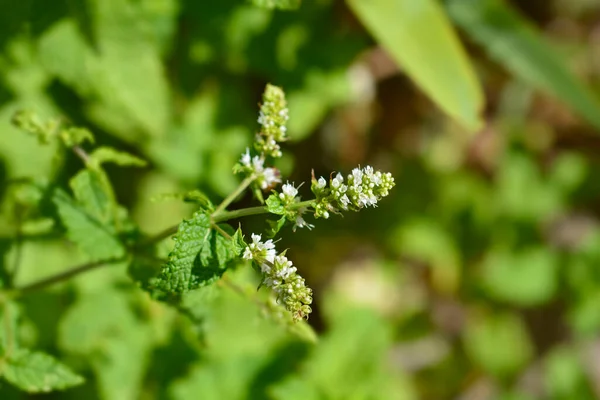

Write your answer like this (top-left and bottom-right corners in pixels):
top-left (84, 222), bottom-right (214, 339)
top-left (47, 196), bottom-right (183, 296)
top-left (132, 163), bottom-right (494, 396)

top-left (294, 214), bottom-right (314, 231)
top-left (240, 148), bottom-right (251, 166)
top-left (351, 167), bottom-right (363, 185)
top-left (317, 177), bottom-right (326, 189)
top-left (282, 182), bottom-right (298, 198)
top-left (273, 255), bottom-right (297, 279)
top-left (252, 156), bottom-right (264, 172)
top-left (331, 173), bottom-right (344, 189)
top-left (261, 167), bottom-right (281, 189)
top-left (244, 233), bottom-right (276, 264)
top-left (339, 194), bottom-right (350, 209)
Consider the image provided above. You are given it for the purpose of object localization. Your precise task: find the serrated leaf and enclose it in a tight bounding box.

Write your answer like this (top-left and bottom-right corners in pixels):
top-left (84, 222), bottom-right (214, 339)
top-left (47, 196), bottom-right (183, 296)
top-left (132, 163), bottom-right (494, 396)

top-left (347, 0), bottom-right (484, 131)
top-left (156, 213), bottom-right (238, 295)
top-left (447, 0), bottom-right (600, 130)
top-left (1, 349), bottom-right (84, 393)
top-left (156, 212), bottom-right (212, 294)
top-left (88, 147), bottom-right (147, 169)
top-left (52, 189), bottom-right (125, 261)
top-left (200, 224), bottom-right (238, 268)
top-left (230, 229), bottom-right (246, 257)
top-left (265, 194), bottom-right (285, 215)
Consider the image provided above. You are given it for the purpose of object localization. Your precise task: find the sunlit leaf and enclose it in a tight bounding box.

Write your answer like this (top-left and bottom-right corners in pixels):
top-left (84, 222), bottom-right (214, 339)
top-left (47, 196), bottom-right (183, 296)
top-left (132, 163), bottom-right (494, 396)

top-left (347, 0), bottom-right (484, 131)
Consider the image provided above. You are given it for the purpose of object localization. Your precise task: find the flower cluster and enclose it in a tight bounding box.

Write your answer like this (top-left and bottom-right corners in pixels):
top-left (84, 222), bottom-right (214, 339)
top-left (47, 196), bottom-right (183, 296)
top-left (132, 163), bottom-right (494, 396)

top-left (234, 84), bottom-right (290, 194)
top-left (311, 165), bottom-right (395, 219)
top-left (255, 84), bottom-right (289, 158)
top-left (242, 234), bottom-right (312, 320)
top-left (238, 148), bottom-right (281, 190)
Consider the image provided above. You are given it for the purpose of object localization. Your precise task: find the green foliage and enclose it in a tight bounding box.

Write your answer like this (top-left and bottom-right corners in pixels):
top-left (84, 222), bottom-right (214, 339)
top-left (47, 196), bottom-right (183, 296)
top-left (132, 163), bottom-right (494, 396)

top-left (250, 0), bottom-right (301, 10)
top-left (155, 212), bottom-right (241, 296)
top-left (1, 349), bottom-right (84, 393)
top-left (52, 188), bottom-right (125, 261)
top-left (2, 0), bottom-right (600, 398)
top-left (0, 300), bottom-right (83, 393)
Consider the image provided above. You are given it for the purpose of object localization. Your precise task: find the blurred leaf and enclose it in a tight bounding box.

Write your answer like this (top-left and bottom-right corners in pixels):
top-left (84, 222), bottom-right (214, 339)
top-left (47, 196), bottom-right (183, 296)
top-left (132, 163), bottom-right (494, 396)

top-left (544, 346), bottom-right (593, 399)
top-left (38, 0), bottom-right (170, 140)
top-left (250, 0), bottom-right (301, 10)
top-left (496, 152), bottom-right (563, 221)
top-left (0, 300), bottom-right (19, 354)
top-left (69, 170), bottom-right (112, 224)
top-left (391, 219), bottom-right (461, 294)
top-left (464, 312), bottom-right (533, 378)
top-left (88, 147), bottom-right (147, 169)
top-left (272, 307), bottom-right (414, 400)
top-left (59, 289), bottom-right (153, 400)
top-left (52, 189), bottom-right (125, 261)
top-left (347, 0), bottom-right (484, 131)
top-left (1, 349), bottom-right (84, 393)
top-left (481, 246), bottom-right (558, 306)
top-left (447, 0), bottom-right (600, 130)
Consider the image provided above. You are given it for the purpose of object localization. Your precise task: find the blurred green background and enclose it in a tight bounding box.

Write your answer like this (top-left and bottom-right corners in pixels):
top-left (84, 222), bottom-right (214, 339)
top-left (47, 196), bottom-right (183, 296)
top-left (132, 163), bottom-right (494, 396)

top-left (3, 0), bottom-right (600, 398)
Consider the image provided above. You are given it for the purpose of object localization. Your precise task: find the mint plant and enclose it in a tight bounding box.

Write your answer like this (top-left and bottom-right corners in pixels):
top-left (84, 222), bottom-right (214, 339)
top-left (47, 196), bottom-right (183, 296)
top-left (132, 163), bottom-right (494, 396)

top-left (0, 84), bottom-right (394, 394)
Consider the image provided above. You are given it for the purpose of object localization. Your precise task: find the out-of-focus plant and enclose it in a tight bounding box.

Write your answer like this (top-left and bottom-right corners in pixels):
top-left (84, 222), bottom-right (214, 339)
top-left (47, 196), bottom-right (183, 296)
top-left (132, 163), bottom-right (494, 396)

top-left (2, 0), bottom-right (600, 399)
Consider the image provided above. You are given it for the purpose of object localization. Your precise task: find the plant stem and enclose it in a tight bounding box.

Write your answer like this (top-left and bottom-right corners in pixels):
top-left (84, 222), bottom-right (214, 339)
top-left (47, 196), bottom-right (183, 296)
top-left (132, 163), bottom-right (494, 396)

top-left (212, 200), bottom-right (314, 223)
top-left (5, 192), bottom-right (316, 296)
top-left (213, 175), bottom-right (255, 216)
top-left (212, 206), bottom-right (267, 222)
top-left (10, 257), bottom-right (125, 297)
top-left (137, 225), bottom-right (179, 247)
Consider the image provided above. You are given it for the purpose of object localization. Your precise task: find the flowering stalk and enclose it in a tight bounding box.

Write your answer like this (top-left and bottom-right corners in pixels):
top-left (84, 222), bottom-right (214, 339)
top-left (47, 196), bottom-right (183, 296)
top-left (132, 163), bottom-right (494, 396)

top-left (216, 84), bottom-right (394, 322)
top-left (242, 234), bottom-right (312, 320)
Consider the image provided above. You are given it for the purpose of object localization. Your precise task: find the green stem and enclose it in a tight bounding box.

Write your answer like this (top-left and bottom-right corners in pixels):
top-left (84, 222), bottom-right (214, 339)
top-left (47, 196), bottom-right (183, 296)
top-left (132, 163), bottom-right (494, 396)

top-left (9, 257), bottom-right (126, 297)
top-left (5, 193), bottom-right (315, 296)
top-left (213, 175), bottom-right (255, 215)
top-left (212, 206), bottom-right (267, 222)
top-left (212, 200), bottom-right (314, 223)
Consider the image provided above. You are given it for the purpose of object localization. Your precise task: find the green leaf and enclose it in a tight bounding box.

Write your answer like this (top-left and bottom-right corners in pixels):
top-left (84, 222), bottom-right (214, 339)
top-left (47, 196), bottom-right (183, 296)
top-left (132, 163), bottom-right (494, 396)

top-left (447, 0), bottom-right (600, 130)
top-left (481, 247), bottom-right (558, 306)
top-left (156, 212), bottom-right (238, 295)
top-left (265, 194), bottom-right (285, 215)
top-left (272, 307), bottom-right (412, 400)
top-left (250, 0), bottom-right (301, 10)
top-left (267, 216), bottom-right (287, 238)
top-left (347, 0), bottom-right (484, 131)
top-left (37, 0), bottom-right (170, 140)
top-left (88, 147), bottom-right (147, 169)
top-left (52, 189), bottom-right (125, 261)
top-left (69, 170), bottom-right (112, 224)
top-left (1, 349), bottom-right (84, 393)
top-left (464, 312), bottom-right (533, 379)
top-left (58, 290), bottom-right (153, 400)
top-left (0, 300), bottom-right (19, 355)
top-left (59, 127), bottom-right (94, 147)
